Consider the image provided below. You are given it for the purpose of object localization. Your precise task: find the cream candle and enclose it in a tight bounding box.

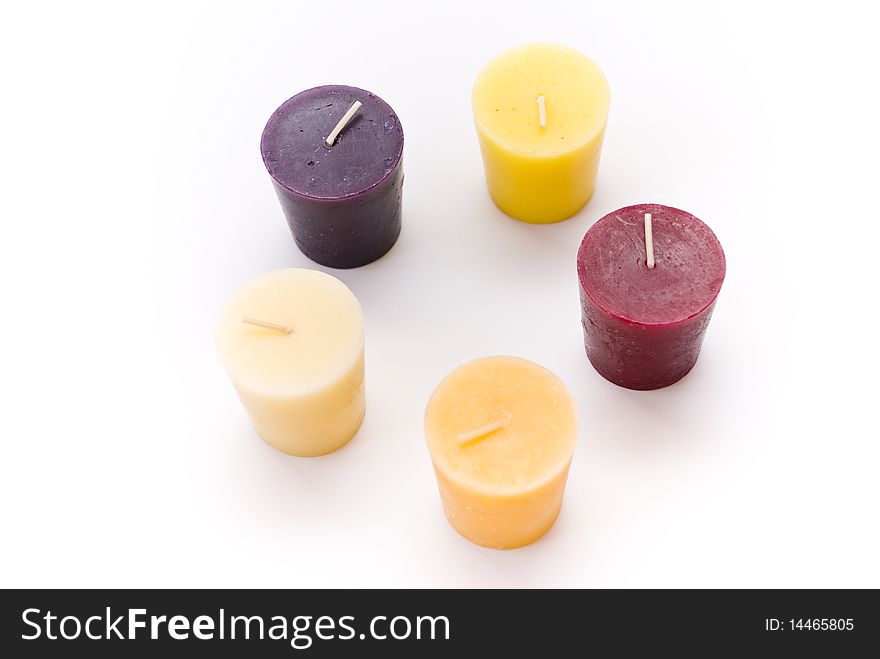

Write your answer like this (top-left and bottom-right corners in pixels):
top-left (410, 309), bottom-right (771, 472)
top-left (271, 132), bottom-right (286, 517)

top-left (216, 268), bottom-right (365, 456)
top-left (424, 356), bottom-right (578, 549)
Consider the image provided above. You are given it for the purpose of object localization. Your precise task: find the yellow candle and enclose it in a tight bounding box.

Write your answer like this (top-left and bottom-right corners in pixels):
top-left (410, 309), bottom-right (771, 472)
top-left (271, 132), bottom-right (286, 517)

top-left (472, 43), bottom-right (611, 224)
top-left (424, 356), bottom-right (578, 549)
top-left (216, 268), bottom-right (365, 457)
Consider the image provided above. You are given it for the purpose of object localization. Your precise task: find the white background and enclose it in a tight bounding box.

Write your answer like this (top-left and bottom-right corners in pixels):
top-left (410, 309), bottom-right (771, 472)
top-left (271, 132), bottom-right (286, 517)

top-left (2, 0), bottom-right (878, 588)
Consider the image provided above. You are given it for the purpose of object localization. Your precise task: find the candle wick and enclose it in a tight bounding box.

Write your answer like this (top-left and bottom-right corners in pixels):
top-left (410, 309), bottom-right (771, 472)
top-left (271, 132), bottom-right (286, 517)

top-left (537, 95), bottom-right (547, 129)
top-left (457, 413), bottom-right (511, 445)
top-left (241, 316), bottom-right (293, 334)
top-left (325, 100), bottom-right (363, 146)
top-left (644, 212), bottom-right (656, 269)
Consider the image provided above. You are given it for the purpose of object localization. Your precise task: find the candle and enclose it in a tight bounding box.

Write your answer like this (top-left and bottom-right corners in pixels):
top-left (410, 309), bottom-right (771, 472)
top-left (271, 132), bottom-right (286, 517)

top-left (424, 356), bottom-right (578, 549)
top-left (472, 43), bottom-right (610, 224)
top-left (260, 85), bottom-right (404, 269)
top-left (577, 204), bottom-right (726, 390)
top-left (216, 268), bottom-right (365, 456)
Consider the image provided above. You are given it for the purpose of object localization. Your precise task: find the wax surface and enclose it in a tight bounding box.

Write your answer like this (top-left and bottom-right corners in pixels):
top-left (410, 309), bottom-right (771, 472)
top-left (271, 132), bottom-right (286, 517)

top-left (216, 268), bottom-right (365, 456)
top-left (577, 204), bottom-right (726, 390)
top-left (472, 43), bottom-right (610, 223)
top-left (261, 85), bottom-right (404, 268)
top-left (425, 356), bottom-right (577, 549)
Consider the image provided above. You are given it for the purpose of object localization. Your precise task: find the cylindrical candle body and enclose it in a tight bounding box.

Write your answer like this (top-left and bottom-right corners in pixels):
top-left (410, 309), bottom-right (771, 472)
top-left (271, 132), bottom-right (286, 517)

top-left (577, 204), bottom-right (726, 390)
top-left (261, 85), bottom-right (404, 269)
top-left (424, 356), bottom-right (578, 549)
top-left (472, 43), bottom-right (610, 223)
top-left (216, 269), bottom-right (365, 456)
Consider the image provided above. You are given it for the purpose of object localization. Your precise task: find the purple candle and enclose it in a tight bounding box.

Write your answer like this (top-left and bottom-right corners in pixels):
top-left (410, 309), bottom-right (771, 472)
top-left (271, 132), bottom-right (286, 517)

top-left (577, 204), bottom-right (726, 390)
top-left (261, 85), bottom-right (404, 269)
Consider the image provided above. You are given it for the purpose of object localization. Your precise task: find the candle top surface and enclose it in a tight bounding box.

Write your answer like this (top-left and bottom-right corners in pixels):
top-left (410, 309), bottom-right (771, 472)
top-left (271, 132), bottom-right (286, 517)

top-left (425, 356), bottom-right (577, 494)
top-left (216, 269), bottom-right (364, 394)
top-left (577, 204), bottom-right (726, 326)
top-left (472, 43), bottom-right (610, 155)
top-left (261, 85), bottom-right (403, 200)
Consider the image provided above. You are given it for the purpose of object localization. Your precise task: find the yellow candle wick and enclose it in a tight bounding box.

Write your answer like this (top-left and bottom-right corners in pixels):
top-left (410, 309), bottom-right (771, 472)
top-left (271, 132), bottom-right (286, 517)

top-left (644, 212), bottom-right (655, 269)
top-left (537, 95), bottom-right (547, 129)
top-left (241, 316), bottom-right (293, 334)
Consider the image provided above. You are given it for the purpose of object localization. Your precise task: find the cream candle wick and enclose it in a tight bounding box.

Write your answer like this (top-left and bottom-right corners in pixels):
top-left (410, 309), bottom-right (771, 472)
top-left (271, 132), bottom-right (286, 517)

top-left (325, 100), bottom-right (362, 146)
top-left (644, 212), bottom-right (655, 269)
top-left (537, 95), bottom-right (547, 129)
top-left (458, 413), bottom-right (511, 445)
top-left (241, 316), bottom-right (293, 334)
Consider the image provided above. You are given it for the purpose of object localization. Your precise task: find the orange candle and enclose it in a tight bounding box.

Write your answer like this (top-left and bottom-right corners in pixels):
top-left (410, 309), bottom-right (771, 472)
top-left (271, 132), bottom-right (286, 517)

top-left (424, 356), bottom-right (578, 549)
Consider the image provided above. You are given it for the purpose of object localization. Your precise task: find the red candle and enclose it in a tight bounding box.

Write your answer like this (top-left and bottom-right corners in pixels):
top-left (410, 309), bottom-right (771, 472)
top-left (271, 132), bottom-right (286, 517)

top-left (577, 204), bottom-right (726, 390)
